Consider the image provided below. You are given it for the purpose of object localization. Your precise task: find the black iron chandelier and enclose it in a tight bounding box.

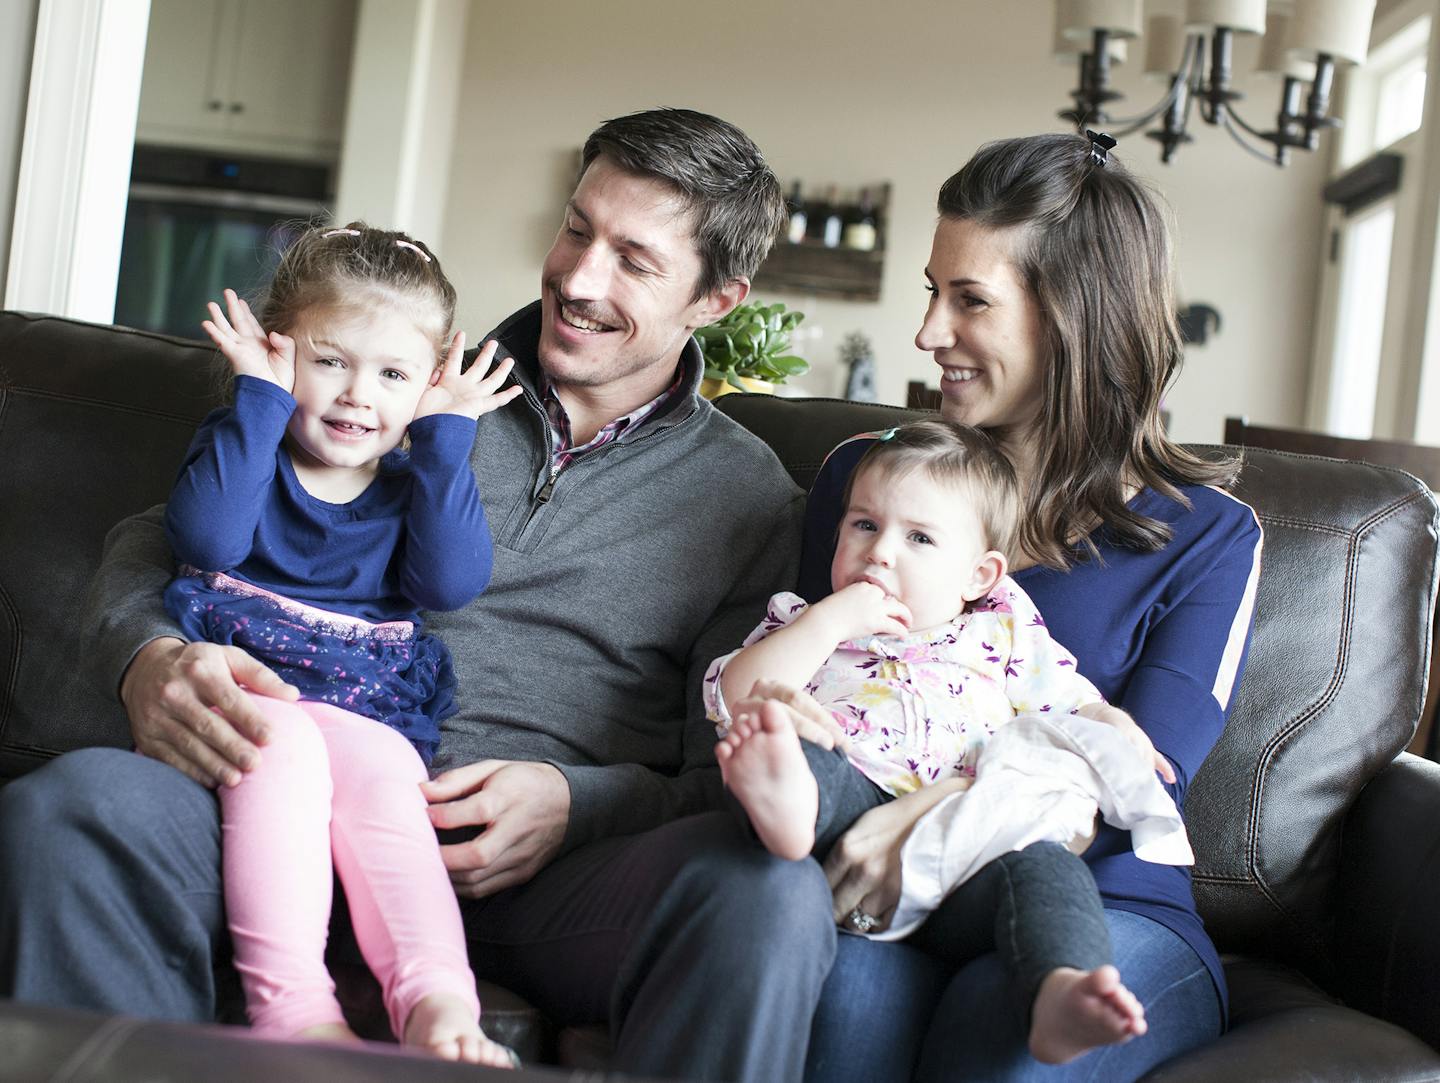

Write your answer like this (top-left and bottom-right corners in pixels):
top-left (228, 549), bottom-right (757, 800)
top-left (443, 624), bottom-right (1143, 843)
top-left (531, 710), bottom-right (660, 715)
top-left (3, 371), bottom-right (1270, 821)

top-left (1055, 0), bottom-right (1379, 165)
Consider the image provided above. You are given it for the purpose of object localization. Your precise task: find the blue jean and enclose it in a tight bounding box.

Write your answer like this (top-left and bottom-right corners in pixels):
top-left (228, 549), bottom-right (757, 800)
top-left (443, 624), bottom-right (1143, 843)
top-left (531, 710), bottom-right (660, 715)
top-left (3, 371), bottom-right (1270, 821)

top-left (741, 742), bottom-right (1113, 1022)
top-left (0, 749), bottom-right (836, 1083)
top-left (805, 909), bottom-right (1222, 1083)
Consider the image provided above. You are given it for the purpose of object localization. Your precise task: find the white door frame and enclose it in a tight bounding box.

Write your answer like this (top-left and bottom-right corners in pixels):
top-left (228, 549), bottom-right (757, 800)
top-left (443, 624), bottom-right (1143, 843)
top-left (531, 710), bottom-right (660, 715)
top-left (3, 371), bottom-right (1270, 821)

top-left (333, 0), bottom-right (469, 246)
top-left (4, 0), bottom-right (149, 322)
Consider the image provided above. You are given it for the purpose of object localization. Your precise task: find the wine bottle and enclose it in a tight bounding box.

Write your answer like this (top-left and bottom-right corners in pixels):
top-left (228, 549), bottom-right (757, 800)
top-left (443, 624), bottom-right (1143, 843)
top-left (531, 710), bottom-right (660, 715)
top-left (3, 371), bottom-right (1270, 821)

top-left (822, 185), bottom-right (843, 248)
top-left (786, 180), bottom-right (808, 244)
top-left (843, 187), bottom-right (877, 252)
top-left (805, 186), bottom-right (831, 244)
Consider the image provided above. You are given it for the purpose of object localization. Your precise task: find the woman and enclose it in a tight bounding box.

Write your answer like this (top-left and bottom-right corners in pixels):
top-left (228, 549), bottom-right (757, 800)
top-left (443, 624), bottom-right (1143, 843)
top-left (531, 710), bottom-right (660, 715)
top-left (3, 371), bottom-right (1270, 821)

top-left (797, 133), bottom-right (1263, 1080)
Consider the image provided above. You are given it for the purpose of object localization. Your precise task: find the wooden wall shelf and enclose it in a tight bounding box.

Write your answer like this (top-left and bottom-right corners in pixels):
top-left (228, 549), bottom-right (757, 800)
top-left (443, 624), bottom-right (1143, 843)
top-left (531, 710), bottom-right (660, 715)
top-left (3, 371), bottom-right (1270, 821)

top-left (753, 243), bottom-right (884, 302)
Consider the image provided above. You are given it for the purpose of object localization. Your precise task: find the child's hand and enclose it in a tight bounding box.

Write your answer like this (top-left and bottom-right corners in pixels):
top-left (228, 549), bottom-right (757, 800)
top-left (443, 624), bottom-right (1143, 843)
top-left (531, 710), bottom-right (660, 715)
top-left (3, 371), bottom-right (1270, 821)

top-left (734, 680), bottom-right (850, 751)
top-left (202, 289), bottom-right (295, 392)
top-left (1076, 701), bottom-right (1176, 784)
top-left (413, 334), bottom-right (524, 423)
top-left (811, 581), bottom-right (912, 643)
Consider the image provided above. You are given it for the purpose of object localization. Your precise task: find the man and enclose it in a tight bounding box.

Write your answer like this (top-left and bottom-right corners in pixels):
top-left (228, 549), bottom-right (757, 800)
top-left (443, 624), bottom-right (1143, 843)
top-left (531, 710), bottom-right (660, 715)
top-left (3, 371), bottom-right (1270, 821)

top-left (0, 108), bottom-right (835, 1082)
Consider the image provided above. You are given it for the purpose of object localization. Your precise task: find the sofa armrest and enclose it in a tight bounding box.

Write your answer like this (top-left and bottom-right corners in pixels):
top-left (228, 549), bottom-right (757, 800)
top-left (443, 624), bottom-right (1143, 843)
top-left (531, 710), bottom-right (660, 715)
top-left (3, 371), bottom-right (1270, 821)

top-left (1336, 752), bottom-right (1440, 1048)
top-left (0, 998), bottom-right (530, 1080)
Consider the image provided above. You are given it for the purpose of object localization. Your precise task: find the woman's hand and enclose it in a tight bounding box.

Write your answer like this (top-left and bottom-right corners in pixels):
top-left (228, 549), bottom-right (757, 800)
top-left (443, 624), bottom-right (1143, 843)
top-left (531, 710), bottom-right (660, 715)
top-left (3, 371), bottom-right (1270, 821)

top-left (202, 288), bottom-right (295, 392)
top-left (824, 776), bottom-right (971, 933)
top-left (1076, 701), bottom-right (1176, 784)
top-left (729, 680), bottom-right (849, 751)
top-left (413, 334), bottom-right (523, 423)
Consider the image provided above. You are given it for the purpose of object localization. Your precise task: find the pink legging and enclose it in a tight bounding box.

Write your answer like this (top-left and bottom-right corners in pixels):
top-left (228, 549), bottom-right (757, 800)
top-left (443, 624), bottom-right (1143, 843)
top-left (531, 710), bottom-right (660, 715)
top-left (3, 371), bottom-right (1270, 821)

top-left (220, 694), bottom-right (480, 1038)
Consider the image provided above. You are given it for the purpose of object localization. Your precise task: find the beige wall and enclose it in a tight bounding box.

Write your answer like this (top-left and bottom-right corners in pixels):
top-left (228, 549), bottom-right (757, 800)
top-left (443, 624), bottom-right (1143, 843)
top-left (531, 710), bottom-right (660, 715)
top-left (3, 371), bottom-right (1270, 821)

top-left (438, 0), bottom-right (1329, 444)
top-left (0, 0), bottom-right (40, 298)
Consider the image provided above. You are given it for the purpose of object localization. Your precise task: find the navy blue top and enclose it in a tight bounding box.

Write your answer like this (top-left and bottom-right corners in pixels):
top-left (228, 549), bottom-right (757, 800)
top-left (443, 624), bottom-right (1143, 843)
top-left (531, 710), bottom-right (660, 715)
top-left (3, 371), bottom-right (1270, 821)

top-left (165, 376), bottom-right (492, 621)
top-left (162, 375), bottom-right (493, 761)
top-left (800, 434), bottom-right (1263, 1016)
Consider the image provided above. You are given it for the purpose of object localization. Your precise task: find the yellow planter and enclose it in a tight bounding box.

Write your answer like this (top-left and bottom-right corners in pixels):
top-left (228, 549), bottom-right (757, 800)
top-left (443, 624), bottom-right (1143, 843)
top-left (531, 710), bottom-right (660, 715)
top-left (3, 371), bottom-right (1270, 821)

top-left (700, 375), bottom-right (775, 400)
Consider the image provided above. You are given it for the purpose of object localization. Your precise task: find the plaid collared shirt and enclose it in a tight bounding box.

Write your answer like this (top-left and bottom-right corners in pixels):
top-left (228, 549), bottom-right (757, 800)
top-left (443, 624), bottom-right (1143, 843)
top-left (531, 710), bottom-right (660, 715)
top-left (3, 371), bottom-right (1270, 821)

top-left (542, 367), bottom-right (686, 475)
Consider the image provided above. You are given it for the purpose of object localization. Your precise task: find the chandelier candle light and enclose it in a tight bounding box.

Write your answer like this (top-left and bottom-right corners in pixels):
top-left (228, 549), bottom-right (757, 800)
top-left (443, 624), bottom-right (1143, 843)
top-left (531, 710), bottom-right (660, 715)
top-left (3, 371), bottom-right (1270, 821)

top-left (1056, 0), bottom-right (1378, 165)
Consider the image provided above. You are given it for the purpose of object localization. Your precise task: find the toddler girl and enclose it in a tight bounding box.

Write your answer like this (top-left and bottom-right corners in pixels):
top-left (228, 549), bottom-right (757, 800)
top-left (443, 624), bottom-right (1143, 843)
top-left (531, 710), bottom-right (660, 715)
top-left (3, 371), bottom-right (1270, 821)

top-left (705, 419), bottom-right (1177, 1064)
top-left (163, 223), bottom-right (520, 1065)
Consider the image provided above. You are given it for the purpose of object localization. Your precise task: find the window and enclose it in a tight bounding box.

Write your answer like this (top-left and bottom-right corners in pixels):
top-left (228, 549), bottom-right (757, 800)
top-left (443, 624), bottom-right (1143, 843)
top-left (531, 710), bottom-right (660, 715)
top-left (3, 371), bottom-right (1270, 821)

top-left (1326, 199), bottom-right (1396, 438)
top-left (1374, 47), bottom-right (1427, 147)
top-left (1339, 14), bottom-right (1431, 166)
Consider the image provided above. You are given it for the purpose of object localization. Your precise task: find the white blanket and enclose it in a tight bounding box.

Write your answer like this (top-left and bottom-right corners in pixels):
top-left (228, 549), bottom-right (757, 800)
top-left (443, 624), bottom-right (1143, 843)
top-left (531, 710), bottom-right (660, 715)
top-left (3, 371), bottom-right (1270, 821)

top-left (870, 712), bottom-right (1195, 941)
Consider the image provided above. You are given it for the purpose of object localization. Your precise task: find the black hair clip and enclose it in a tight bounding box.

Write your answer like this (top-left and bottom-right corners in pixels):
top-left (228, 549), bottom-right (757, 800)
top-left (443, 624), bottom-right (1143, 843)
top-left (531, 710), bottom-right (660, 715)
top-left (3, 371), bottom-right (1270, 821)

top-left (1085, 129), bottom-right (1117, 167)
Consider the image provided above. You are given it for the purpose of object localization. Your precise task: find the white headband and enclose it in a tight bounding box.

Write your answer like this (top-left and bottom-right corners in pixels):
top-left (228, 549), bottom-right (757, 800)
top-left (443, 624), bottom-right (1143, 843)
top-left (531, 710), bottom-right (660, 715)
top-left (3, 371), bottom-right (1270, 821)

top-left (319, 228), bottom-right (433, 263)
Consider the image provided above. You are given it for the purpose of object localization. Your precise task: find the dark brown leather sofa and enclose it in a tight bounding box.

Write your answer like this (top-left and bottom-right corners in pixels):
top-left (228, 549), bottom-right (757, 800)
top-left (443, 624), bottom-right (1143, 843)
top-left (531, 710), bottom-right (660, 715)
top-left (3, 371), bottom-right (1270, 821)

top-left (2, 309), bottom-right (1439, 1081)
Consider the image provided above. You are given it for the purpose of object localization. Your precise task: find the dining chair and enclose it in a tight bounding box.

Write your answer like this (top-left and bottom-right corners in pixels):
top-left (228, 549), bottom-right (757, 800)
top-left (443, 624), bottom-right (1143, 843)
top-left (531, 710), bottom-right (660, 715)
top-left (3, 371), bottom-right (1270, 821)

top-left (906, 380), bottom-right (941, 410)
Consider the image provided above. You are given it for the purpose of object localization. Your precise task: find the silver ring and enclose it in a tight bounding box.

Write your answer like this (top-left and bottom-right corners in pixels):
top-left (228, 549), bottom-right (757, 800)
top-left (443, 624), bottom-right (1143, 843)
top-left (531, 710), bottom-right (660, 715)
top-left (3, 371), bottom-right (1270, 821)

top-left (846, 905), bottom-right (878, 933)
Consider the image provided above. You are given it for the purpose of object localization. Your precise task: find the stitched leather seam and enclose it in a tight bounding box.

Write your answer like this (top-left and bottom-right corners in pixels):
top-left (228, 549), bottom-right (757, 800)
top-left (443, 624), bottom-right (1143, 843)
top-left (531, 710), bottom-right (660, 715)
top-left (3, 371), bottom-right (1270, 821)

top-left (0, 579), bottom-right (16, 743)
top-left (1255, 518), bottom-right (1351, 536)
top-left (3, 385), bottom-right (208, 425)
top-left (1240, 542), bottom-right (1355, 951)
top-left (1258, 492), bottom-right (1426, 536)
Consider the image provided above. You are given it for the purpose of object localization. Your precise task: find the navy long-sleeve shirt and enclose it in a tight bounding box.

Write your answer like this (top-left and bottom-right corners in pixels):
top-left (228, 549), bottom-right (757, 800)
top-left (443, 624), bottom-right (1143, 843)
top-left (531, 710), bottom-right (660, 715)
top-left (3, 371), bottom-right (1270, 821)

top-left (165, 375), bottom-right (493, 623)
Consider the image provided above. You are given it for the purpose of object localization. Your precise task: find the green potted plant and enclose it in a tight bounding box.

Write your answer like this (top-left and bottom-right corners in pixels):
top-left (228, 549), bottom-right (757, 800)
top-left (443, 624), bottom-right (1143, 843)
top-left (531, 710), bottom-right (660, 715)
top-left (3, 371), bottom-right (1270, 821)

top-left (694, 300), bottom-right (809, 399)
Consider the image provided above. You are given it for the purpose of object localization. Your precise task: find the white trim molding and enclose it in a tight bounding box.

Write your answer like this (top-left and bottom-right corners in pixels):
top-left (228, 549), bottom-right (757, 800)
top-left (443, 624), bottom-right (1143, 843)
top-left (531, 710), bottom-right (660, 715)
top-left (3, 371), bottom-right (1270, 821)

top-left (4, 0), bottom-right (149, 321)
top-left (333, 0), bottom-right (468, 245)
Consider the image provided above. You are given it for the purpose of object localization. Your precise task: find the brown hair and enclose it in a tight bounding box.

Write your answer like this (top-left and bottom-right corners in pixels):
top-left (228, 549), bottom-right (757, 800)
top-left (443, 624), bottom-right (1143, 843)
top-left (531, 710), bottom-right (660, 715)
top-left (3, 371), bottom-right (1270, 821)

top-left (844, 420), bottom-right (1021, 560)
top-left (936, 133), bottom-right (1237, 568)
top-left (581, 108), bottom-right (787, 301)
top-left (257, 221), bottom-right (457, 360)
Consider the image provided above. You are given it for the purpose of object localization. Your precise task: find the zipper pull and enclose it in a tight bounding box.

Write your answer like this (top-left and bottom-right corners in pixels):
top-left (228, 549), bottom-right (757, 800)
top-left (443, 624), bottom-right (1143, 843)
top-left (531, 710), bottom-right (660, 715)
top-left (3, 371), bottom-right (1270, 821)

top-left (535, 472), bottom-right (558, 504)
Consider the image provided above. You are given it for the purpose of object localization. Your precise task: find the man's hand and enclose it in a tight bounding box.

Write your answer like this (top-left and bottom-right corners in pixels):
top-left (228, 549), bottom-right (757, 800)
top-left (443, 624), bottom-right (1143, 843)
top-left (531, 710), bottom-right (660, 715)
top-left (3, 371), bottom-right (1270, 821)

top-left (201, 288), bottom-right (295, 392)
top-left (1076, 701), bottom-right (1176, 784)
top-left (732, 680), bottom-right (850, 751)
top-left (810, 581), bottom-right (912, 643)
top-left (412, 335), bottom-right (522, 423)
top-left (422, 761), bottom-right (571, 899)
top-left (121, 637), bottom-right (298, 788)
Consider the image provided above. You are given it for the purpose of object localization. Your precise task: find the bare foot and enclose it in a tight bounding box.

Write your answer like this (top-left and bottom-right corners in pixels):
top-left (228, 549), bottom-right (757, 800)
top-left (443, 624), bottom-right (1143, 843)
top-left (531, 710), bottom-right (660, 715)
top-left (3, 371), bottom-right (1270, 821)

top-left (295, 1021), bottom-right (360, 1043)
top-left (403, 993), bottom-right (516, 1067)
top-left (716, 700), bottom-right (818, 861)
top-left (1029, 964), bottom-right (1147, 1065)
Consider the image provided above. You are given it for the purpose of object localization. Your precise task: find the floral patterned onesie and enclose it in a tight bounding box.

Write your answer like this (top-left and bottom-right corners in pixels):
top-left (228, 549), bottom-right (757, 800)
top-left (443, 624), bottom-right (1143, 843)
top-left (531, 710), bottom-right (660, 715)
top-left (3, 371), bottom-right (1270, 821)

top-left (704, 578), bottom-right (1104, 796)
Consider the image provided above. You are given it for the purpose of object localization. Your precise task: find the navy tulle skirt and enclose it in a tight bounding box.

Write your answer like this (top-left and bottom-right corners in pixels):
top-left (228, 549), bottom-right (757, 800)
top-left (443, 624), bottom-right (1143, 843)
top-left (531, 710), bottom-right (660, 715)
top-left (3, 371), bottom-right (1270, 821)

top-left (164, 570), bottom-right (454, 763)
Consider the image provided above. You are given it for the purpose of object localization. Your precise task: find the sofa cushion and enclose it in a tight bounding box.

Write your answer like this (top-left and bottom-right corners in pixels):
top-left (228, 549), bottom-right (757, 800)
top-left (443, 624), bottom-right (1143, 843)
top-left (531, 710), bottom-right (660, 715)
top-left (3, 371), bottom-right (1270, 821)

top-left (1139, 957), bottom-right (1440, 1082)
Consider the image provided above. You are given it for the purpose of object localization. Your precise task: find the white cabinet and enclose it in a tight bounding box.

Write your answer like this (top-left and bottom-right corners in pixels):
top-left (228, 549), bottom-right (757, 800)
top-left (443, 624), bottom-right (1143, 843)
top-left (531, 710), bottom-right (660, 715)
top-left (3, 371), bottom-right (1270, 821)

top-left (136, 0), bottom-right (357, 161)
